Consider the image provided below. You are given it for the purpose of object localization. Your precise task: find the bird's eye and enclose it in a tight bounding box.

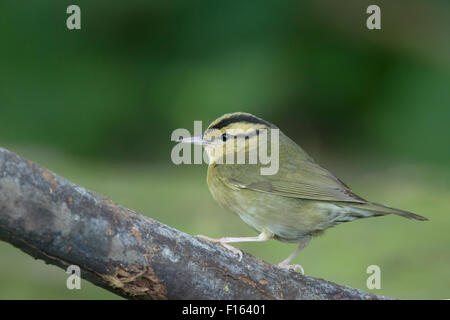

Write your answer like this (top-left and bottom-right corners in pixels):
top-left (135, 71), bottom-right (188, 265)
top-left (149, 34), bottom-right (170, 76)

top-left (221, 133), bottom-right (229, 142)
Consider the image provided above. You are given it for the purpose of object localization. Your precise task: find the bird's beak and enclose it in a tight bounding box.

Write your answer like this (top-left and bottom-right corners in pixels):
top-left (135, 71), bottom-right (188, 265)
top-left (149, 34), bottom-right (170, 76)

top-left (177, 134), bottom-right (207, 145)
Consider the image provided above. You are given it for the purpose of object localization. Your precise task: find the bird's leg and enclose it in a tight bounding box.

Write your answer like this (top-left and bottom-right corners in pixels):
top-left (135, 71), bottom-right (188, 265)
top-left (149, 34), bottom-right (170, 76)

top-left (196, 231), bottom-right (273, 261)
top-left (278, 237), bottom-right (311, 275)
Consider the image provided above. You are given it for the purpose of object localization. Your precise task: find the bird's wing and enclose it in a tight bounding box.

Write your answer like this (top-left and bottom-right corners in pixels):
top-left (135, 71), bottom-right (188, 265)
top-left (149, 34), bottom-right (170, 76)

top-left (215, 157), bottom-right (367, 204)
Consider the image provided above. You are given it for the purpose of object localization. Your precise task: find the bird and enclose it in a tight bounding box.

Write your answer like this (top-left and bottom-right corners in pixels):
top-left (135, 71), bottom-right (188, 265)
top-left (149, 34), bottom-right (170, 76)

top-left (178, 112), bottom-right (428, 274)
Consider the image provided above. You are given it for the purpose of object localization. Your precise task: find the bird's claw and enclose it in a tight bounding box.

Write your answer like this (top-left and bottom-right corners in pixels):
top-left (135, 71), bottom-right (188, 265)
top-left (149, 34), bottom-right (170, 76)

top-left (195, 235), bottom-right (243, 261)
top-left (278, 263), bottom-right (305, 275)
top-left (220, 243), bottom-right (243, 261)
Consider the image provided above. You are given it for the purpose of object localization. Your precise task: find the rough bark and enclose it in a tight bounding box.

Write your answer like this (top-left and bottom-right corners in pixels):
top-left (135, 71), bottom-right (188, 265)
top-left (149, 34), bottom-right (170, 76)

top-left (0, 147), bottom-right (389, 300)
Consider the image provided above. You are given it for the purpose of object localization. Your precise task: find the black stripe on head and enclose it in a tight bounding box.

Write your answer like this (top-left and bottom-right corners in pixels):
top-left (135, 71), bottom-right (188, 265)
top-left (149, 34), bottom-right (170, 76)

top-left (209, 114), bottom-right (273, 130)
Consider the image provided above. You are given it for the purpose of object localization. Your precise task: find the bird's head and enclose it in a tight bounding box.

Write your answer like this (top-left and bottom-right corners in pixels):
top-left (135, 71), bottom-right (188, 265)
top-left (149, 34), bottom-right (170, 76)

top-left (179, 112), bottom-right (277, 164)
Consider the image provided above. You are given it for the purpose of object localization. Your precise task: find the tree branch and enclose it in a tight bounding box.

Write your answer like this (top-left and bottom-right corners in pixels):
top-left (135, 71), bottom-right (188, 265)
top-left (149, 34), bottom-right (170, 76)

top-left (0, 147), bottom-right (389, 300)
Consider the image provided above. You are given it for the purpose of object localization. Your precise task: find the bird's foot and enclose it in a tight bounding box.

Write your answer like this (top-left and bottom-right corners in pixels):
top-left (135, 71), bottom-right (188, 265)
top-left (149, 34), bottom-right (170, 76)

top-left (195, 235), bottom-right (243, 261)
top-left (278, 261), bottom-right (305, 275)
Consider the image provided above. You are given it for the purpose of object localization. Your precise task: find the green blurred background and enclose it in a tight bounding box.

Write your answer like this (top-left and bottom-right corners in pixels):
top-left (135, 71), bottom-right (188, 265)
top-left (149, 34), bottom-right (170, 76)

top-left (0, 0), bottom-right (449, 299)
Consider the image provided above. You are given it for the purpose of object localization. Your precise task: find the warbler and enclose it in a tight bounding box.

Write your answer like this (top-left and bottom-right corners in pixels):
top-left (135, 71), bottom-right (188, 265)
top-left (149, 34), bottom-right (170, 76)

top-left (179, 112), bottom-right (427, 273)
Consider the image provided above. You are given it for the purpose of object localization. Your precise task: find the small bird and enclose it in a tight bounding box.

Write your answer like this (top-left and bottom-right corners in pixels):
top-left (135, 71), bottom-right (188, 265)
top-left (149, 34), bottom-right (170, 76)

top-left (179, 112), bottom-right (427, 273)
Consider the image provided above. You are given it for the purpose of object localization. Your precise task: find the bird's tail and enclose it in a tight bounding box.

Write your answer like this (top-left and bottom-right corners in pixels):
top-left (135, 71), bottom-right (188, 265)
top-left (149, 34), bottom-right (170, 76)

top-left (348, 202), bottom-right (428, 221)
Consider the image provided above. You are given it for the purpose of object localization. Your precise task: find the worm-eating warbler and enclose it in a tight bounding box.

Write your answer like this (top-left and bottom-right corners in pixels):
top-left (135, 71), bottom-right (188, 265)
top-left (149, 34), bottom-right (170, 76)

top-left (179, 112), bottom-right (427, 273)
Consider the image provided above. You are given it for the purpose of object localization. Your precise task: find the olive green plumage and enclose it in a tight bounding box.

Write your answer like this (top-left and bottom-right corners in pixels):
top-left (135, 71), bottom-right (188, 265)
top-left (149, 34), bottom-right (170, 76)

top-left (180, 112), bottom-right (427, 269)
top-left (203, 112), bottom-right (427, 243)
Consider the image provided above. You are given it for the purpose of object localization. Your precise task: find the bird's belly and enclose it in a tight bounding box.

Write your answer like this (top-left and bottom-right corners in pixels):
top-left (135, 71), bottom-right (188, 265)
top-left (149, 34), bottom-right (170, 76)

top-left (207, 171), bottom-right (329, 242)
